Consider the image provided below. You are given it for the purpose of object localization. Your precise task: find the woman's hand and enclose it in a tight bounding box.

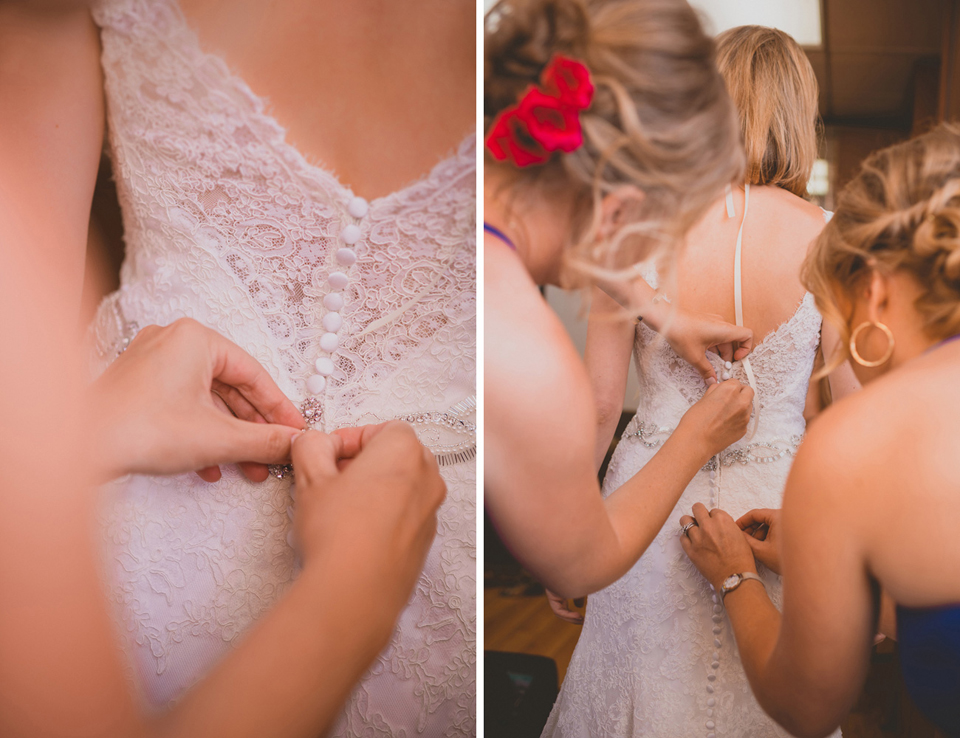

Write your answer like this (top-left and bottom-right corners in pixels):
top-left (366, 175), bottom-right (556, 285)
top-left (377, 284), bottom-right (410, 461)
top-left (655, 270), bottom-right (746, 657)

top-left (679, 503), bottom-right (758, 591)
top-left (596, 277), bottom-right (753, 384)
top-left (737, 508), bottom-right (783, 575)
top-left (290, 421), bottom-right (447, 619)
top-left (546, 589), bottom-right (585, 624)
top-left (652, 309), bottom-right (754, 385)
top-left (89, 318), bottom-right (305, 481)
top-left (675, 379), bottom-right (754, 460)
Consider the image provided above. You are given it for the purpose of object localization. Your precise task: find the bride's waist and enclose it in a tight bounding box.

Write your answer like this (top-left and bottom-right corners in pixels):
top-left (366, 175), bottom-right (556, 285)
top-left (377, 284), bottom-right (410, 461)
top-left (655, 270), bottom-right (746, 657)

top-left (621, 414), bottom-right (804, 470)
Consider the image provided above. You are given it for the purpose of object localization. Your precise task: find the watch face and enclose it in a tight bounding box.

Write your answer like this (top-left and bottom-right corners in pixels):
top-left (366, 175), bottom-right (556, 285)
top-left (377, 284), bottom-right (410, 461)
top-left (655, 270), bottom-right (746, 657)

top-left (722, 575), bottom-right (740, 590)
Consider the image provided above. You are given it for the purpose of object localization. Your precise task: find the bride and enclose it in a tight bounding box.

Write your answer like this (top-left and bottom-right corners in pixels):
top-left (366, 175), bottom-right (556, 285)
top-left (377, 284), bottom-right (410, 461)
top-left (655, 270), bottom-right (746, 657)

top-left (543, 26), bottom-right (856, 737)
top-left (63, 0), bottom-right (475, 734)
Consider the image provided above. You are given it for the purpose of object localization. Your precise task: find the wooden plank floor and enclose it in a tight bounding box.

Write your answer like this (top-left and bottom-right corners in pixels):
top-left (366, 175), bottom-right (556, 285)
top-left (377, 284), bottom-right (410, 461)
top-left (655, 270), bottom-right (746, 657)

top-left (485, 586), bottom-right (943, 737)
top-left (484, 587), bottom-right (583, 683)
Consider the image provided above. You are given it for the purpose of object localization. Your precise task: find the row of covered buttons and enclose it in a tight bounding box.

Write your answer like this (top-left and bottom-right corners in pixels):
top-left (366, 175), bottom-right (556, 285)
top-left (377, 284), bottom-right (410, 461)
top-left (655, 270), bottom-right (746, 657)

top-left (706, 463), bottom-right (722, 738)
top-left (305, 195), bottom-right (368, 395)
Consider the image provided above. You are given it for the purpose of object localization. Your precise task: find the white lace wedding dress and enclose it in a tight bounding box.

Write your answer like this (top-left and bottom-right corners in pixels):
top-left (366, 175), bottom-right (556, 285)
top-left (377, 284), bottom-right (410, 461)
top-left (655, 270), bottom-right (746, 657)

top-left (86, 1), bottom-right (476, 735)
top-left (543, 190), bottom-right (836, 737)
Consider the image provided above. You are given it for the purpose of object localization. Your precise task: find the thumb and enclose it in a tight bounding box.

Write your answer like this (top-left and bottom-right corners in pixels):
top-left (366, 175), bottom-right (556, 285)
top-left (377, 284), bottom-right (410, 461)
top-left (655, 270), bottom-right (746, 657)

top-left (689, 352), bottom-right (718, 384)
top-left (214, 412), bottom-right (300, 465)
top-left (744, 533), bottom-right (766, 556)
top-left (290, 430), bottom-right (344, 488)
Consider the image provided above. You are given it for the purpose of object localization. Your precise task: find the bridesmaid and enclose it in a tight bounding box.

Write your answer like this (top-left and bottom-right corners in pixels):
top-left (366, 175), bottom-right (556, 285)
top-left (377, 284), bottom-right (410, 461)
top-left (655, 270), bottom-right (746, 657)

top-left (682, 124), bottom-right (960, 738)
top-left (485, 0), bottom-right (755, 598)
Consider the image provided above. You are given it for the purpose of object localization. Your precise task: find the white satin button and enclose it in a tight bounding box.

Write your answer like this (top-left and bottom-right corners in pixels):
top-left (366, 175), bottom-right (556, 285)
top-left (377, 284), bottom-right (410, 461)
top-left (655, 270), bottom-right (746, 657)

top-left (336, 248), bottom-right (357, 266)
top-left (314, 357), bottom-right (334, 376)
top-left (322, 312), bottom-right (343, 332)
top-left (323, 292), bottom-right (344, 312)
top-left (306, 374), bottom-right (326, 394)
top-left (347, 196), bottom-right (369, 219)
top-left (319, 332), bottom-right (339, 352)
top-left (340, 224), bottom-right (361, 244)
top-left (328, 271), bottom-right (348, 289)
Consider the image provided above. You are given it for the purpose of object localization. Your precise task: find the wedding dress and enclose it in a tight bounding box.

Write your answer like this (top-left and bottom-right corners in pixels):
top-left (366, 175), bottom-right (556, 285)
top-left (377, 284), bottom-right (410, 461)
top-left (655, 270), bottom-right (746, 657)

top-left (542, 188), bottom-right (836, 737)
top-left (86, 1), bottom-right (476, 734)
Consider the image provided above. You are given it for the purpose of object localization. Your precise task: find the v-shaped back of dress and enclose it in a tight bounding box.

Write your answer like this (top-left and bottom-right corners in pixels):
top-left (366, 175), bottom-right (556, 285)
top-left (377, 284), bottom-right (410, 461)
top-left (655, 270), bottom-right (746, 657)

top-left (631, 185), bottom-right (823, 451)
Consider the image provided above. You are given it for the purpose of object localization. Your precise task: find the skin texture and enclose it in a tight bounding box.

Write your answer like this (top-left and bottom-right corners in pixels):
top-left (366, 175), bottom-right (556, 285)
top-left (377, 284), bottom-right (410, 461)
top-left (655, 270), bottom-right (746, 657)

top-left (484, 171), bottom-right (756, 599)
top-left (0, 1), bottom-right (457, 736)
top-left (177, 0), bottom-right (474, 201)
top-left (681, 268), bottom-right (960, 738)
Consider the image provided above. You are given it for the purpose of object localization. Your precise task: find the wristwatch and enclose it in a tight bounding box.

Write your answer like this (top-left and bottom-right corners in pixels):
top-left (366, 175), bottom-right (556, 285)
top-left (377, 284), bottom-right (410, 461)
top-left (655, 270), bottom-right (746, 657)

top-left (719, 572), bottom-right (764, 603)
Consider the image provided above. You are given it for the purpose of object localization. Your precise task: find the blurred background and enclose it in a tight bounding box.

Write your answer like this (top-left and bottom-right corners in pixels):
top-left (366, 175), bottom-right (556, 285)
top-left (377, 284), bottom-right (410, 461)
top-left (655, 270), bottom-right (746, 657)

top-left (485, 1), bottom-right (959, 735)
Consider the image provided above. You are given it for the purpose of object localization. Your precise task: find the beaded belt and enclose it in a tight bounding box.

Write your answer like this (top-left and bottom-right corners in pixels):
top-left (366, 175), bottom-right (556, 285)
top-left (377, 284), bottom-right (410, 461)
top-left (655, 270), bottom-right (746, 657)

top-left (269, 395), bottom-right (477, 479)
top-left (624, 420), bottom-right (803, 473)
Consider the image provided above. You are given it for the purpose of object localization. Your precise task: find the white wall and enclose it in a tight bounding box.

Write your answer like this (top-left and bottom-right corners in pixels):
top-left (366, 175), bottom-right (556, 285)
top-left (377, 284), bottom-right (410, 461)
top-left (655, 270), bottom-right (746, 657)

top-left (544, 286), bottom-right (640, 414)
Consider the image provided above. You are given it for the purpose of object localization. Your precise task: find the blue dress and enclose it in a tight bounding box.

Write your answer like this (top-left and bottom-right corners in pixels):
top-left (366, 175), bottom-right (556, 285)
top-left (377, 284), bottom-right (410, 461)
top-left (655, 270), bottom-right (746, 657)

top-left (897, 604), bottom-right (960, 736)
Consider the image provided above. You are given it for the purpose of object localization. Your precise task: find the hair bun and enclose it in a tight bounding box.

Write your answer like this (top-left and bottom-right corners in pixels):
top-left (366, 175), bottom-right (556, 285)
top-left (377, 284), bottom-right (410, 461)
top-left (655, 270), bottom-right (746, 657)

top-left (916, 185), bottom-right (960, 283)
top-left (484, 0), bottom-right (590, 122)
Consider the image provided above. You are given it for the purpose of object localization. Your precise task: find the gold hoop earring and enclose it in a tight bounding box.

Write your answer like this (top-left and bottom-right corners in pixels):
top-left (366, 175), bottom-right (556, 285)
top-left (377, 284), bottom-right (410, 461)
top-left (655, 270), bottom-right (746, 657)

top-left (849, 321), bottom-right (895, 367)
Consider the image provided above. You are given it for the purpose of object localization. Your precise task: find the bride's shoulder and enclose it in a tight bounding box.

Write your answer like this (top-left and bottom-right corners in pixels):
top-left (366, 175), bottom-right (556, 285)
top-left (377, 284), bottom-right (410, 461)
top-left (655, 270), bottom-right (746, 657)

top-left (752, 185), bottom-right (826, 227)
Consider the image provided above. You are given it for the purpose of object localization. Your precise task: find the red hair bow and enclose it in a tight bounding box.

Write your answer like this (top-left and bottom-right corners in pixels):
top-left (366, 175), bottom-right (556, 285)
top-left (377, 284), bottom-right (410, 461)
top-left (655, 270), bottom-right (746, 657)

top-left (485, 55), bottom-right (595, 168)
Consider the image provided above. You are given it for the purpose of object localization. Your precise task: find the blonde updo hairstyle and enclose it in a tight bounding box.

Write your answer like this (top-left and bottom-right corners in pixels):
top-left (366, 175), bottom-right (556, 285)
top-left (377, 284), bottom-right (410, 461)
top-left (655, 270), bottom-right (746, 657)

top-left (715, 25), bottom-right (820, 197)
top-left (485, 0), bottom-right (744, 283)
top-left (803, 124), bottom-right (960, 372)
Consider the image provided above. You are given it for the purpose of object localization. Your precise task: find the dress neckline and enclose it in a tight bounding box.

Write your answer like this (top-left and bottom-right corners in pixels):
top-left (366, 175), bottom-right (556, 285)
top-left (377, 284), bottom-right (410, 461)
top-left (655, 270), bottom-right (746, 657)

top-left (167, 0), bottom-right (475, 208)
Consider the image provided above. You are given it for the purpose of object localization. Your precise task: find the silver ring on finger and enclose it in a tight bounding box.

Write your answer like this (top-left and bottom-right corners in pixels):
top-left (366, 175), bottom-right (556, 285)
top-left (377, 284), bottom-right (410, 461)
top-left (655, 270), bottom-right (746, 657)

top-left (680, 520), bottom-right (699, 536)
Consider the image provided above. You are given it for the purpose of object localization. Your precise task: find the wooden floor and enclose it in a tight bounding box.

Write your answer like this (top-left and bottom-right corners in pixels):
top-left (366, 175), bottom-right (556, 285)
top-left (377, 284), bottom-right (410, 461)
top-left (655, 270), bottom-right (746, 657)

top-left (484, 587), bottom-right (583, 684)
top-left (485, 584), bottom-right (944, 737)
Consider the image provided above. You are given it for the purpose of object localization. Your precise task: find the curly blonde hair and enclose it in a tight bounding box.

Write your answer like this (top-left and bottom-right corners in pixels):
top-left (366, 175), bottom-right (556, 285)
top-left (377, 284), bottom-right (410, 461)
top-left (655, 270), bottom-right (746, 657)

top-left (803, 123), bottom-right (960, 372)
top-left (484, 0), bottom-right (743, 281)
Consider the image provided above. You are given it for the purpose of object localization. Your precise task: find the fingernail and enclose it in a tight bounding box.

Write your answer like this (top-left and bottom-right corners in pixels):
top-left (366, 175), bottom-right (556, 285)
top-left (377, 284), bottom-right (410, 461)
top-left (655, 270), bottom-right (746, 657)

top-left (290, 430), bottom-right (303, 445)
top-left (706, 377), bottom-right (717, 386)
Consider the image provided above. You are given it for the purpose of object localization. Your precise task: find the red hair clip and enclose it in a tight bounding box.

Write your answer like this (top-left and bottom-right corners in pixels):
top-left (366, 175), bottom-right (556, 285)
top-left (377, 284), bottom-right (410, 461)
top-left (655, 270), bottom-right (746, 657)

top-left (485, 55), bottom-right (595, 168)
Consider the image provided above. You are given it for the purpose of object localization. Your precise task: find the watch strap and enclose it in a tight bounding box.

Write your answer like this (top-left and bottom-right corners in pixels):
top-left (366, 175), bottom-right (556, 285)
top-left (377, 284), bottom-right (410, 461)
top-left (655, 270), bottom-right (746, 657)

top-left (720, 571), bottom-right (764, 603)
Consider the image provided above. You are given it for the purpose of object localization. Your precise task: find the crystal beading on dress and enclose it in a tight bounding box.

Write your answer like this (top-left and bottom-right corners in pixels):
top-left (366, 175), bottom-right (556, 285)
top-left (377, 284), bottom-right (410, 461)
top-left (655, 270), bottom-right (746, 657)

top-left (86, 1), bottom-right (476, 735)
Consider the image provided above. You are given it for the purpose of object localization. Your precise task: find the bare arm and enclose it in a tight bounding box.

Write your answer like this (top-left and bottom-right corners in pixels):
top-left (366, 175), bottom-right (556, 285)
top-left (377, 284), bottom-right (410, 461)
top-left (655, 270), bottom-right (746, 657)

top-left (585, 287), bottom-right (636, 469)
top-left (486, 248), bottom-right (753, 598)
top-left (0, 2), bottom-right (104, 308)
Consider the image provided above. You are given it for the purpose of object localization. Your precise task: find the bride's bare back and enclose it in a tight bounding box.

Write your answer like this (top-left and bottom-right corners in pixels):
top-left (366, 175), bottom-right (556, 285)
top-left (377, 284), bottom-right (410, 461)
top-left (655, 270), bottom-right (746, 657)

top-left (672, 185), bottom-right (827, 344)
top-left (178, 0), bottom-right (475, 201)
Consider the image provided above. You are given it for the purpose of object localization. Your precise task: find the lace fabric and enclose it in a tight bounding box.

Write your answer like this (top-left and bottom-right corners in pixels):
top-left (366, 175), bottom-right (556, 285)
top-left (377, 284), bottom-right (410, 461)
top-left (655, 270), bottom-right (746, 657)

top-left (542, 248), bottom-right (837, 736)
top-left (88, 1), bottom-right (476, 734)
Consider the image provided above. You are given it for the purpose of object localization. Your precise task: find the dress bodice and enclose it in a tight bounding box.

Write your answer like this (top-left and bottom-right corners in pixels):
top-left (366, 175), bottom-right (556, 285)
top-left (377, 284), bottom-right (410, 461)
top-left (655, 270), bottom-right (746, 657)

top-left (90, 0), bottom-right (476, 429)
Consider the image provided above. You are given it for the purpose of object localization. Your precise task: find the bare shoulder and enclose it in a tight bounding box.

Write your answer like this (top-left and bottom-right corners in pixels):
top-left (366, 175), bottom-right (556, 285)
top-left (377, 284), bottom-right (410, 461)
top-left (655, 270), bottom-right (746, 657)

top-left (751, 186), bottom-right (827, 247)
top-left (791, 368), bottom-right (906, 509)
top-left (485, 245), bottom-right (596, 488)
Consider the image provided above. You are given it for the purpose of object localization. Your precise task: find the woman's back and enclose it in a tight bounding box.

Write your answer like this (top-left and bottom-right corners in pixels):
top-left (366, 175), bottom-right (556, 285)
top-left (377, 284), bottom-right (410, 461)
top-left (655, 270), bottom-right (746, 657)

top-left (630, 185), bottom-right (826, 453)
top-left (674, 185), bottom-right (826, 343)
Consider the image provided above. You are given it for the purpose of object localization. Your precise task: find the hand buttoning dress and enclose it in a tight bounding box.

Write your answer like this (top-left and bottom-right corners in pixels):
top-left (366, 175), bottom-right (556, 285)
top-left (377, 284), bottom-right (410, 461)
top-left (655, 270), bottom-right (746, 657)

top-left (542, 188), bottom-right (837, 738)
top-left (87, 1), bottom-right (476, 735)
